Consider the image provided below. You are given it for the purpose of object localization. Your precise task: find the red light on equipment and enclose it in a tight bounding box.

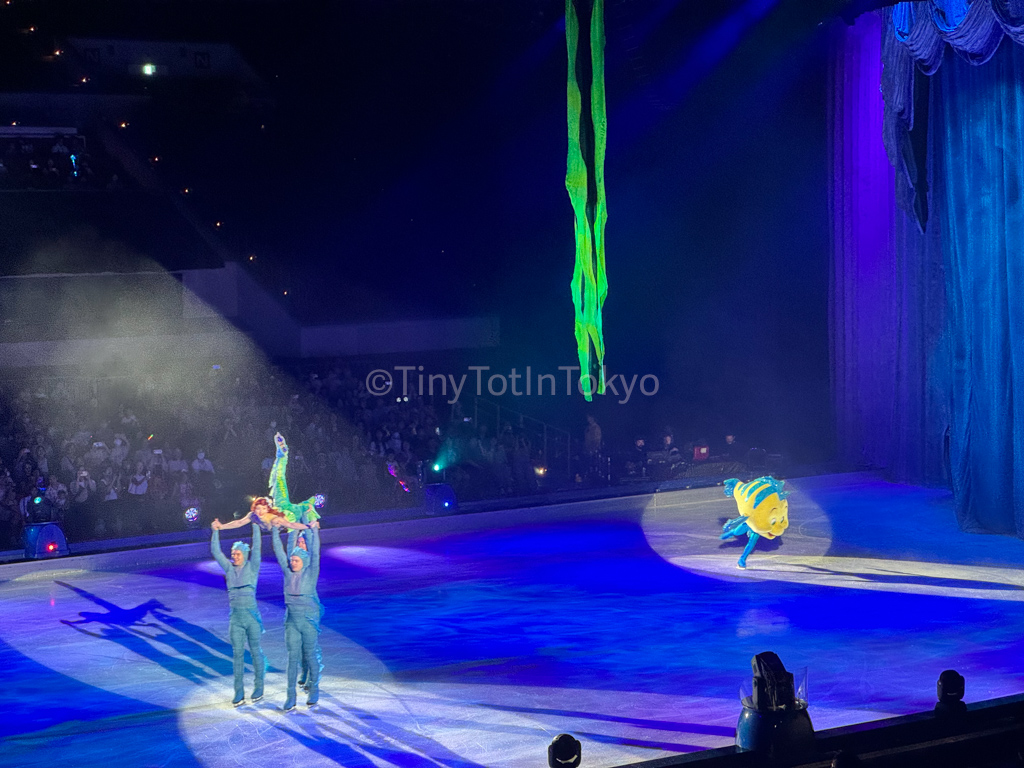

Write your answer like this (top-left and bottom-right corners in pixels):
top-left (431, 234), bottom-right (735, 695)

top-left (47, 543), bottom-right (56, 552)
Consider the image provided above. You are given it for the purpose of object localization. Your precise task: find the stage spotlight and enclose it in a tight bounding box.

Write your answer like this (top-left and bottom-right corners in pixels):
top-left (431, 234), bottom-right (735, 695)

top-left (184, 507), bottom-right (201, 529)
top-left (548, 733), bottom-right (581, 768)
top-left (736, 652), bottom-right (814, 757)
top-left (935, 669), bottom-right (967, 716)
top-left (24, 522), bottom-right (69, 560)
top-left (423, 483), bottom-right (457, 516)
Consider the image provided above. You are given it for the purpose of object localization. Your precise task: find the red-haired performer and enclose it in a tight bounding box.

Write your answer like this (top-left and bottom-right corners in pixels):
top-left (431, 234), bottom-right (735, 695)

top-left (215, 496), bottom-right (308, 532)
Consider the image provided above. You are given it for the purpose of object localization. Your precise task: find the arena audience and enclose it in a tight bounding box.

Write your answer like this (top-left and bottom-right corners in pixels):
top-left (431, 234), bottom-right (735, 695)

top-left (0, 133), bottom-right (118, 191)
top-left (2, 351), bottom-right (725, 548)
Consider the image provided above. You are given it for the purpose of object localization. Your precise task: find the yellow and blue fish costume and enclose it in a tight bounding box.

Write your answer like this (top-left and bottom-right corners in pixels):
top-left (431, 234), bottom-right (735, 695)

top-left (720, 476), bottom-right (789, 568)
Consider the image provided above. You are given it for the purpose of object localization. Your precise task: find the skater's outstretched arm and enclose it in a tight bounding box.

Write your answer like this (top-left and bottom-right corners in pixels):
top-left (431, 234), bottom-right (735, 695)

top-left (215, 512), bottom-right (252, 531)
top-left (737, 532), bottom-right (760, 569)
top-left (210, 525), bottom-right (231, 571)
top-left (249, 522), bottom-right (261, 568)
top-left (270, 523), bottom-right (289, 572)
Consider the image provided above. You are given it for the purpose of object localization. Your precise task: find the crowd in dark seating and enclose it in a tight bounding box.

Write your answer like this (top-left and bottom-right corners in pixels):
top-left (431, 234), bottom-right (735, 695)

top-left (0, 361), bottom-right (557, 549)
top-left (426, 403), bottom-right (547, 499)
top-left (615, 427), bottom-right (768, 483)
top-left (0, 133), bottom-right (121, 190)
top-left (0, 353), bottom-right (786, 552)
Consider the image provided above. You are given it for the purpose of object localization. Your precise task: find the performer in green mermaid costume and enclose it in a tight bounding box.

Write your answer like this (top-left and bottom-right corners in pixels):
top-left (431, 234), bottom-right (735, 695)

top-left (217, 433), bottom-right (320, 531)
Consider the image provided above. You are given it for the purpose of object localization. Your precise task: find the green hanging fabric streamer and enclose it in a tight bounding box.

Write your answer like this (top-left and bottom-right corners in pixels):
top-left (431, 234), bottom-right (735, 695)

top-left (565, 0), bottom-right (608, 401)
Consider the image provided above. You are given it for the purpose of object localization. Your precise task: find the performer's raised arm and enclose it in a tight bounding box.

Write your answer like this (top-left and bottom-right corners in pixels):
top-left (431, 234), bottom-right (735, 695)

top-left (270, 523), bottom-right (289, 572)
top-left (250, 522), bottom-right (261, 563)
top-left (210, 524), bottom-right (231, 570)
top-left (308, 522), bottom-right (320, 579)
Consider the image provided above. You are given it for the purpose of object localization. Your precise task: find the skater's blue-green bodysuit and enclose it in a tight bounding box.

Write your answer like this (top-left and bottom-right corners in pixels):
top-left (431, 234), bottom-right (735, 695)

top-left (287, 528), bottom-right (323, 688)
top-left (211, 523), bottom-right (266, 705)
top-left (272, 525), bottom-right (321, 709)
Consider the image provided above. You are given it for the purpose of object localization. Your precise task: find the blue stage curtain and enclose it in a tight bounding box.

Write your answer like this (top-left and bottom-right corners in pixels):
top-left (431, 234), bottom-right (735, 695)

top-left (843, 6), bottom-right (1024, 534)
top-left (829, 15), bottom-right (950, 486)
top-left (932, 40), bottom-right (1024, 535)
top-left (882, 1), bottom-right (1024, 216)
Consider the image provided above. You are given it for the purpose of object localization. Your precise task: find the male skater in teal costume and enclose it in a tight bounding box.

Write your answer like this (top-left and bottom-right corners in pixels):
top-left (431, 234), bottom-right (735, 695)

top-left (272, 518), bottom-right (322, 710)
top-left (210, 520), bottom-right (266, 706)
top-left (287, 527), bottom-right (324, 691)
top-left (275, 430), bottom-right (324, 691)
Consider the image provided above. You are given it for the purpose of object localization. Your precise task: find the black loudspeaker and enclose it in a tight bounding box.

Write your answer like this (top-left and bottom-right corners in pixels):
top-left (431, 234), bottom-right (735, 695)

top-left (423, 483), bottom-right (457, 516)
top-left (24, 522), bottom-right (70, 559)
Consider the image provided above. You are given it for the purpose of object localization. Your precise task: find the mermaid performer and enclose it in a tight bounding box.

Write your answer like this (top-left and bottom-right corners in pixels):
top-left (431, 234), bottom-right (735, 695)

top-left (217, 433), bottom-right (318, 533)
top-left (210, 520), bottom-right (266, 706)
top-left (216, 495), bottom-right (307, 532)
top-left (268, 432), bottom-right (320, 526)
top-left (272, 518), bottom-right (322, 710)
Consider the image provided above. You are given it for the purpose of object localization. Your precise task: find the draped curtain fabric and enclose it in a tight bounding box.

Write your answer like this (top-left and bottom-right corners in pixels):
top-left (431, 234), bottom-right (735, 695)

top-left (829, 13), bottom-right (950, 488)
top-left (932, 42), bottom-right (1024, 535)
top-left (883, 0), bottom-right (1024, 214)
top-left (831, 3), bottom-right (1024, 535)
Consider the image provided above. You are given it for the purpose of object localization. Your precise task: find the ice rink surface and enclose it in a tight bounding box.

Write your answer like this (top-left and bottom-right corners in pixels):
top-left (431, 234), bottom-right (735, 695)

top-left (3, 474), bottom-right (1024, 767)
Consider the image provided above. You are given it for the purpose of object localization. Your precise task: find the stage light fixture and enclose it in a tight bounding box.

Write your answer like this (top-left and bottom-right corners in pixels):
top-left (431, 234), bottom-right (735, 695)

top-left (142, 62), bottom-right (156, 76)
top-left (24, 522), bottom-right (69, 560)
top-left (736, 652), bottom-right (814, 757)
top-left (548, 733), bottom-right (581, 767)
top-left (423, 483), bottom-right (457, 516)
top-left (935, 669), bottom-right (966, 716)
top-left (184, 507), bottom-right (201, 529)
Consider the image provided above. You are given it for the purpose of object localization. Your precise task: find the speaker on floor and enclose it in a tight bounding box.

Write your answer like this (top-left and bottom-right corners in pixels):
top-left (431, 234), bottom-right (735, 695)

top-left (24, 522), bottom-right (70, 559)
top-left (423, 483), bottom-right (457, 516)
